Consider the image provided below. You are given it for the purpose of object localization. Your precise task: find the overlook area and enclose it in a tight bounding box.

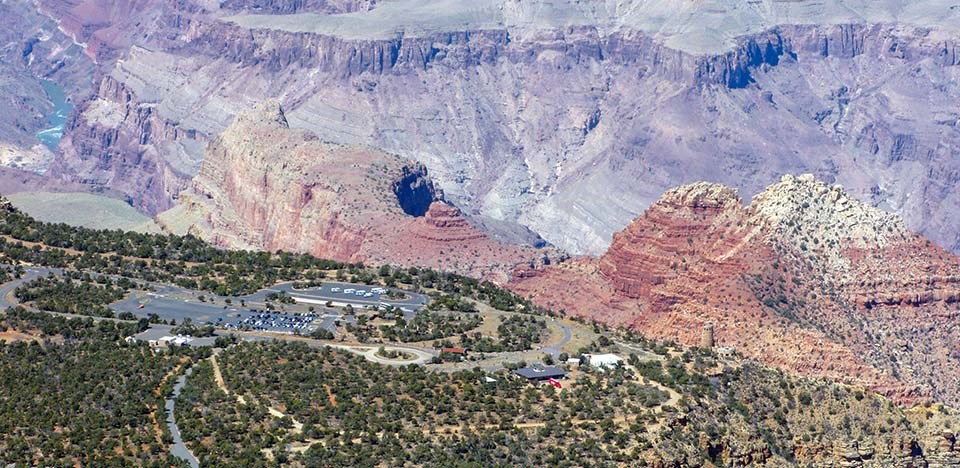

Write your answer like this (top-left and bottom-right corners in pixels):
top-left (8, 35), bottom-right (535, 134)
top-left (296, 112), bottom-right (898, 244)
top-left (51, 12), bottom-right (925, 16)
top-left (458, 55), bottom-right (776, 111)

top-left (2, 0), bottom-right (960, 465)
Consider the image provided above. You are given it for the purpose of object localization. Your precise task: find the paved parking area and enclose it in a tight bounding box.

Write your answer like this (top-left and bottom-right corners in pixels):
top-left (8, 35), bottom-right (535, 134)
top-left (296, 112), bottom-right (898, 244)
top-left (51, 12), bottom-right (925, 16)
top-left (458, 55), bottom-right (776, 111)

top-left (111, 280), bottom-right (425, 335)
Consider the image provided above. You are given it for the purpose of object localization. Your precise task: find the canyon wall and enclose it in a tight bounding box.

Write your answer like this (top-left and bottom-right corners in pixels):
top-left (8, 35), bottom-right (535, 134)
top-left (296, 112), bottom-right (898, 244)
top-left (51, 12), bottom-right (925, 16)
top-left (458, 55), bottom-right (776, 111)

top-left (43, 2), bottom-right (960, 257)
top-left (0, 0), bottom-right (95, 172)
top-left (218, 0), bottom-right (376, 15)
top-left (158, 101), bottom-right (549, 279)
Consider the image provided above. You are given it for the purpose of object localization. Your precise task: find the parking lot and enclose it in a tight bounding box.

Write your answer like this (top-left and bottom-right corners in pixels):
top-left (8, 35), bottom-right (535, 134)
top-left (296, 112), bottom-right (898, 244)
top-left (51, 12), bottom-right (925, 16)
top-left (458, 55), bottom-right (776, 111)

top-left (270, 282), bottom-right (427, 311)
top-left (225, 310), bottom-right (320, 332)
top-left (110, 279), bottom-right (428, 335)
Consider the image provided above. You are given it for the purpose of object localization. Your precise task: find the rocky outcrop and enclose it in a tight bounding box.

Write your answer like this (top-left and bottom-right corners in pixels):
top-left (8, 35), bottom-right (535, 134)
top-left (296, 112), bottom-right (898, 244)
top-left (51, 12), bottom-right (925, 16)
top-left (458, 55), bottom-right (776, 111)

top-left (159, 101), bottom-right (550, 279)
top-left (512, 174), bottom-right (960, 406)
top-left (416, 202), bottom-right (485, 241)
top-left (598, 182), bottom-right (752, 302)
top-left (44, 3), bottom-right (960, 258)
top-left (36, 0), bottom-right (204, 62)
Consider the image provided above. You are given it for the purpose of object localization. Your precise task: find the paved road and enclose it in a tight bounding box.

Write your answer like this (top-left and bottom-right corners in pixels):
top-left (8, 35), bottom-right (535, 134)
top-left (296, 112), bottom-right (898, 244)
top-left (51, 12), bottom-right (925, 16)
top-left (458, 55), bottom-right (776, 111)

top-left (0, 272), bottom-right (30, 309)
top-left (0, 265), bottom-right (440, 363)
top-left (165, 367), bottom-right (199, 468)
top-left (328, 344), bottom-right (436, 366)
top-left (541, 320), bottom-right (572, 358)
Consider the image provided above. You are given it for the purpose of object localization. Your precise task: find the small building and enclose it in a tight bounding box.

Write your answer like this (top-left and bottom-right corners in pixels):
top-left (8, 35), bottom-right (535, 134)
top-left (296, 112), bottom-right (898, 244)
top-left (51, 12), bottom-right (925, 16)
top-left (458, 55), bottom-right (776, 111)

top-left (150, 335), bottom-right (193, 349)
top-left (441, 347), bottom-right (468, 356)
top-left (566, 357), bottom-right (582, 366)
top-left (515, 366), bottom-right (566, 382)
top-left (716, 346), bottom-right (736, 359)
top-left (586, 353), bottom-right (623, 370)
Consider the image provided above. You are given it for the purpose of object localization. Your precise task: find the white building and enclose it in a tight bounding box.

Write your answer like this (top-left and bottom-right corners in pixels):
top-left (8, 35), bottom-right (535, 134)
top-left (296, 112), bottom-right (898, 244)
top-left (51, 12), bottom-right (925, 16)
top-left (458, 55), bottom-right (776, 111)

top-left (150, 335), bottom-right (193, 349)
top-left (716, 346), bottom-right (736, 359)
top-left (587, 353), bottom-right (623, 370)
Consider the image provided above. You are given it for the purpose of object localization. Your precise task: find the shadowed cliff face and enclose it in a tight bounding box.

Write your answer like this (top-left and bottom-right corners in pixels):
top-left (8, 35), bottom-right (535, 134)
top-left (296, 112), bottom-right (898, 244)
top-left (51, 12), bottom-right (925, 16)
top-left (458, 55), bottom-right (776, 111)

top-left (40, 0), bottom-right (960, 257)
top-left (392, 164), bottom-right (440, 217)
top-left (158, 101), bottom-right (551, 278)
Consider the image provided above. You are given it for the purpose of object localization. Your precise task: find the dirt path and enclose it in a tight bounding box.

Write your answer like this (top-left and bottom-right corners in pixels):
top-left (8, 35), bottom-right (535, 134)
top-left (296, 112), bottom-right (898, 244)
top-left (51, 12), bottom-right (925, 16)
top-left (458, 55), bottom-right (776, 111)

top-left (209, 350), bottom-right (304, 433)
top-left (209, 352), bottom-right (229, 394)
top-left (325, 384), bottom-right (337, 407)
top-left (427, 416), bottom-right (635, 434)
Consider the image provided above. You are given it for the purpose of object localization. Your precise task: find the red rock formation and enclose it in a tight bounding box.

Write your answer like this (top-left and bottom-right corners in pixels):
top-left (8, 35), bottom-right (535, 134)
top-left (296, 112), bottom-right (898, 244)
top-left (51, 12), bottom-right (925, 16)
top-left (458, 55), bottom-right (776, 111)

top-left (159, 102), bottom-right (549, 280)
top-left (512, 175), bottom-right (960, 406)
top-left (353, 200), bottom-right (544, 282)
top-left (415, 203), bottom-right (486, 242)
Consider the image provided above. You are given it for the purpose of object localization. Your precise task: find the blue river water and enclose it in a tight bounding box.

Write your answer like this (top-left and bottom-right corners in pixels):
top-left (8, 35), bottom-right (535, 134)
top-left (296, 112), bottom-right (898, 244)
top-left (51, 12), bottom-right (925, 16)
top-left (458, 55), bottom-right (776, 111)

top-left (35, 79), bottom-right (73, 151)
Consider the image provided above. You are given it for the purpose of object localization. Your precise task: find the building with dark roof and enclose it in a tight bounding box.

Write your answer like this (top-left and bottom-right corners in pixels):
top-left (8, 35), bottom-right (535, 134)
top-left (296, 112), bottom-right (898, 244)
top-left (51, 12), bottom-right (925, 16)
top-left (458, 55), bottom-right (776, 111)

top-left (514, 366), bottom-right (566, 382)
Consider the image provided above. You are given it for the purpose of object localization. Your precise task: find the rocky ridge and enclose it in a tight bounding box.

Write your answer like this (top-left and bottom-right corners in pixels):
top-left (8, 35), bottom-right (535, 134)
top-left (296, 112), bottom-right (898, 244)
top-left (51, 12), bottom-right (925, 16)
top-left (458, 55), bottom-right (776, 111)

top-left (512, 174), bottom-right (960, 406)
top-left (159, 101), bottom-right (548, 279)
top-left (44, 5), bottom-right (960, 256)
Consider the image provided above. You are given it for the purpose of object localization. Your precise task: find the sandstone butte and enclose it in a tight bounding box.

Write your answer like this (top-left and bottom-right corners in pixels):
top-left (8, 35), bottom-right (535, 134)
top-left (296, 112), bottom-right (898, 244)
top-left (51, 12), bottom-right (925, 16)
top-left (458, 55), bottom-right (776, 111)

top-left (511, 174), bottom-right (960, 406)
top-left (156, 101), bottom-right (550, 281)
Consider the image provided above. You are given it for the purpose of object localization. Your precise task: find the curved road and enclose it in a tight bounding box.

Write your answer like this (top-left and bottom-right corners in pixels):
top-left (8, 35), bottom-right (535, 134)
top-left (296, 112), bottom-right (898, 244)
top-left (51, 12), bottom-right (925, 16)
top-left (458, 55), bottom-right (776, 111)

top-left (541, 320), bottom-right (572, 358)
top-left (0, 267), bottom-right (46, 309)
top-left (329, 344), bottom-right (436, 366)
top-left (0, 266), bottom-right (569, 368)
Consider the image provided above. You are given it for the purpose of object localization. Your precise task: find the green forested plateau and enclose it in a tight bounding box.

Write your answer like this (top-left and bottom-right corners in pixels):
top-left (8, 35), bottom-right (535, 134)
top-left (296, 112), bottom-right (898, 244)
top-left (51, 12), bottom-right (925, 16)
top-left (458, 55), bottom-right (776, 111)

top-left (0, 308), bottom-right (201, 467)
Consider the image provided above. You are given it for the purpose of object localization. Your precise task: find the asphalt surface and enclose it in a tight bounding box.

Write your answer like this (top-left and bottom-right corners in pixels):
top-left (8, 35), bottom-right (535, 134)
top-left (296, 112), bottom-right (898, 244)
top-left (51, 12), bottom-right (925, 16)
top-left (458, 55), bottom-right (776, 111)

top-left (166, 367), bottom-right (199, 468)
top-left (0, 266), bottom-right (48, 309)
top-left (270, 281), bottom-right (428, 310)
top-left (541, 321), bottom-right (572, 358)
top-left (0, 266), bottom-right (576, 369)
top-left (113, 280), bottom-right (428, 335)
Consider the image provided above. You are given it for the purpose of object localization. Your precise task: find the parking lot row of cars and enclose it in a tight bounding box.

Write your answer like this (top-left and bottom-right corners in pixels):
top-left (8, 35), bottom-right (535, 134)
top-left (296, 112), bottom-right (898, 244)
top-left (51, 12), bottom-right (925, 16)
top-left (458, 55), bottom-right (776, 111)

top-left (329, 287), bottom-right (388, 298)
top-left (222, 310), bottom-right (320, 331)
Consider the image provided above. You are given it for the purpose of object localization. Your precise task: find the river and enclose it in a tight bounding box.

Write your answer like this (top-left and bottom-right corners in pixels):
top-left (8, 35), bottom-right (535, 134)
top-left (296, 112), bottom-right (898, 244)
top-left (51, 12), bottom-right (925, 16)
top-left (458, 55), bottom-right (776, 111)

top-left (35, 79), bottom-right (73, 151)
top-left (166, 367), bottom-right (200, 468)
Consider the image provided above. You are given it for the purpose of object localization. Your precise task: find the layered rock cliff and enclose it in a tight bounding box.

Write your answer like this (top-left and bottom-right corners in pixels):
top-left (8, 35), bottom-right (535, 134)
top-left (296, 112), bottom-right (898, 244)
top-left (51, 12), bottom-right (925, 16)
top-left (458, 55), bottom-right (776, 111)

top-left (218, 0), bottom-right (376, 15)
top-left (0, 0), bottom-right (94, 169)
top-left (47, 75), bottom-right (197, 214)
top-left (158, 101), bottom-right (548, 279)
top-left (512, 174), bottom-right (960, 406)
top-left (43, 1), bottom-right (960, 257)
